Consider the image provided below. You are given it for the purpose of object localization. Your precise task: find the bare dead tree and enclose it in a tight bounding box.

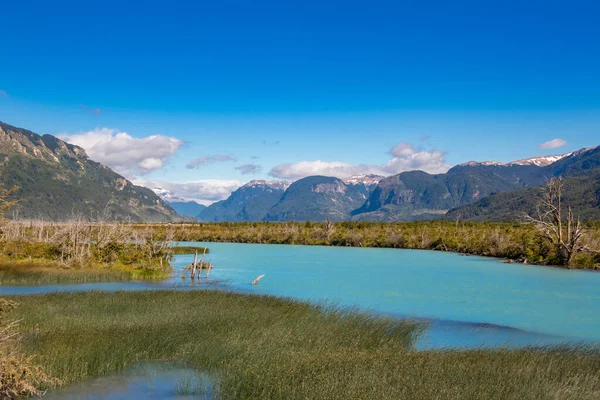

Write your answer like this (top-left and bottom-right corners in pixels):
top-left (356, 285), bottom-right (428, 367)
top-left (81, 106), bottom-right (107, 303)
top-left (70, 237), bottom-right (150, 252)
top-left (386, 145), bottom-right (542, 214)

top-left (526, 177), bottom-right (585, 267)
top-left (324, 218), bottom-right (335, 242)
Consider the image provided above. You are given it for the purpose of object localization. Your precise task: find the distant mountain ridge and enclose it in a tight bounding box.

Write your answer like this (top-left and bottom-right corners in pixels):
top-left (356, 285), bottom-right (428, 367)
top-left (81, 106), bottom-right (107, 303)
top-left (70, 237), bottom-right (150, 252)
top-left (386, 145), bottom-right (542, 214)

top-left (9, 117), bottom-right (594, 223)
top-left (0, 121), bottom-right (180, 222)
top-left (264, 175), bottom-right (371, 221)
top-left (445, 169), bottom-right (600, 222)
top-left (194, 175), bottom-right (383, 222)
top-left (197, 180), bottom-right (290, 222)
top-left (353, 145), bottom-right (600, 221)
top-left (189, 147), bottom-right (600, 222)
top-left (151, 187), bottom-right (207, 218)
top-left (458, 151), bottom-right (573, 168)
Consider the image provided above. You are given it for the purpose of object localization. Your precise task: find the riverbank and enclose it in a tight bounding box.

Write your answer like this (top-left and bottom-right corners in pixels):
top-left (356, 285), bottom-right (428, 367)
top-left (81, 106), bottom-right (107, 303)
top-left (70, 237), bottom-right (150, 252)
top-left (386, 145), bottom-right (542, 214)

top-left (0, 246), bottom-right (208, 285)
top-left (5, 290), bottom-right (600, 399)
top-left (138, 221), bottom-right (600, 270)
top-left (0, 256), bottom-right (174, 285)
top-left (0, 221), bottom-right (206, 284)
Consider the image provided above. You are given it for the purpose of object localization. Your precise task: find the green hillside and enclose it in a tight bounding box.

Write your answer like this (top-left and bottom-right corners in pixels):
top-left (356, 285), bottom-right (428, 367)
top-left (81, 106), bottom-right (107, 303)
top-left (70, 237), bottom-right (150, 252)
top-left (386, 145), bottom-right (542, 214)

top-left (446, 170), bottom-right (600, 222)
top-left (0, 121), bottom-right (180, 222)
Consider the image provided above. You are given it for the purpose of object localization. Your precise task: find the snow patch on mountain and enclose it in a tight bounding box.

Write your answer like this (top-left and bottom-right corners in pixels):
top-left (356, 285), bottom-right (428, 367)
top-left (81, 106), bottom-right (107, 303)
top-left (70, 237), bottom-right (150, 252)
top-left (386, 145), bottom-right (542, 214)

top-left (342, 174), bottom-right (384, 186)
top-left (457, 161), bottom-right (505, 167)
top-left (242, 180), bottom-right (291, 191)
top-left (509, 153), bottom-right (572, 167)
top-left (459, 151), bottom-right (575, 168)
top-left (152, 187), bottom-right (186, 202)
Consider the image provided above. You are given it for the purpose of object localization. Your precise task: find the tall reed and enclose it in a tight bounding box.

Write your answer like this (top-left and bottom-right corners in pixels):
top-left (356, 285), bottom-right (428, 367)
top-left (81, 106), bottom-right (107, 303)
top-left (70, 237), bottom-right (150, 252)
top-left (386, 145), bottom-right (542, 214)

top-left (6, 290), bottom-right (600, 399)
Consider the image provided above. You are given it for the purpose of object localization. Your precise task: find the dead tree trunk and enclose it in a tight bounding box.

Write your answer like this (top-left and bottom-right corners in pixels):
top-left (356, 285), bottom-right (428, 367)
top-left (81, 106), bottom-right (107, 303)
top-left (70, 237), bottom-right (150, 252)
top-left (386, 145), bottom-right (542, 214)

top-left (527, 177), bottom-right (585, 267)
top-left (197, 248), bottom-right (206, 279)
top-left (190, 250), bottom-right (198, 280)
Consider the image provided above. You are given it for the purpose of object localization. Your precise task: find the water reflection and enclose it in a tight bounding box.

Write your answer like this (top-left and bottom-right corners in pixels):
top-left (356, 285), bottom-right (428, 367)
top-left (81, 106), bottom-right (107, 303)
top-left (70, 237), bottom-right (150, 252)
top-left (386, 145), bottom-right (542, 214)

top-left (45, 362), bottom-right (213, 400)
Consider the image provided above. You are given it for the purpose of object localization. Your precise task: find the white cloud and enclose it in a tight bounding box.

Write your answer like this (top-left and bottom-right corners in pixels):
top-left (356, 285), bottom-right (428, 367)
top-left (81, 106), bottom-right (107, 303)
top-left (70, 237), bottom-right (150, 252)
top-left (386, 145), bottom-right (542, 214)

top-left (58, 128), bottom-right (184, 177)
top-left (383, 143), bottom-right (448, 174)
top-left (186, 155), bottom-right (237, 169)
top-left (235, 164), bottom-right (262, 175)
top-left (134, 179), bottom-right (243, 205)
top-left (269, 161), bottom-right (372, 180)
top-left (539, 138), bottom-right (567, 150)
top-left (0, 90), bottom-right (8, 97)
top-left (268, 142), bottom-right (449, 180)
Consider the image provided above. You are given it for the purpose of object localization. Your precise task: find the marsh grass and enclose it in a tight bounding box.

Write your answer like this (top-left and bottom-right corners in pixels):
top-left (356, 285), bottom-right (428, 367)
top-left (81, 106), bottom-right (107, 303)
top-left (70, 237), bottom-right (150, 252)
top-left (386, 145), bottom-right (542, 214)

top-left (172, 246), bottom-right (209, 255)
top-left (174, 374), bottom-right (207, 397)
top-left (0, 220), bottom-right (183, 284)
top-left (7, 290), bottom-right (600, 399)
top-left (0, 257), bottom-right (170, 285)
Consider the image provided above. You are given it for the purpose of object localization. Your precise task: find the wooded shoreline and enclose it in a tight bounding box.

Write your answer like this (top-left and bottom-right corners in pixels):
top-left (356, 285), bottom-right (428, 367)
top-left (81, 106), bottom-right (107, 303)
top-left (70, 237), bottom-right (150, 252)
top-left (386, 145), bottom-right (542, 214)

top-left (136, 221), bottom-right (600, 270)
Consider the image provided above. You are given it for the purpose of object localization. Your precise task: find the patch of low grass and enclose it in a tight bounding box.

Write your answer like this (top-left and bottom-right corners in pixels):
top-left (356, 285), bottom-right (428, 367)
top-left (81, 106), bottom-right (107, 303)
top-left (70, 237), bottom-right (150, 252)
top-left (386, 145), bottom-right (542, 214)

top-left (7, 290), bottom-right (600, 399)
top-left (172, 246), bottom-right (209, 255)
top-left (0, 257), bottom-right (170, 285)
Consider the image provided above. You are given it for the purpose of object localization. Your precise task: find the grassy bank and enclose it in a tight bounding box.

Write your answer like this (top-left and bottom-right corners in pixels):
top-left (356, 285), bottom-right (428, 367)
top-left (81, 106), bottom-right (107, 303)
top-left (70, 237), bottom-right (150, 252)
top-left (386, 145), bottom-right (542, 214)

top-left (0, 257), bottom-right (169, 285)
top-left (140, 221), bottom-right (600, 269)
top-left (0, 220), bottom-right (181, 284)
top-left (6, 290), bottom-right (600, 399)
top-left (172, 245), bottom-right (209, 255)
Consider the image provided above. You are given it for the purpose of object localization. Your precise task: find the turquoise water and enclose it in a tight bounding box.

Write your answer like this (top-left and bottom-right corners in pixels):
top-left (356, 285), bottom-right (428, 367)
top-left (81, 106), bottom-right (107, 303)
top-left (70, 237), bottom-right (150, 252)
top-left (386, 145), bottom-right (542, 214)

top-left (2, 242), bottom-right (599, 349)
top-left (177, 242), bottom-right (600, 349)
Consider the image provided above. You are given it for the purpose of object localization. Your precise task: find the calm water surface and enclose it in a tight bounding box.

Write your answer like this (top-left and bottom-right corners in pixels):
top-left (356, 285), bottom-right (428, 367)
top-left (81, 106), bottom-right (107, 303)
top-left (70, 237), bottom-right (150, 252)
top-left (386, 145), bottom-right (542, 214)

top-left (2, 242), bottom-right (599, 349)
top-left (44, 362), bottom-right (213, 400)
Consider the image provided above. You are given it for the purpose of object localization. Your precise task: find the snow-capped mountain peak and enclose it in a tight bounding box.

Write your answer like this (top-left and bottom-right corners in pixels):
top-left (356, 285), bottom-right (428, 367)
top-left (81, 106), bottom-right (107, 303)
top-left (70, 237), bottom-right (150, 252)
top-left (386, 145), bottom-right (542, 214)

top-left (152, 187), bottom-right (186, 202)
top-left (457, 161), bottom-right (505, 167)
top-left (508, 153), bottom-right (572, 167)
top-left (242, 180), bottom-right (291, 191)
top-left (458, 151), bottom-right (574, 168)
top-left (342, 174), bottom-right (384, 186)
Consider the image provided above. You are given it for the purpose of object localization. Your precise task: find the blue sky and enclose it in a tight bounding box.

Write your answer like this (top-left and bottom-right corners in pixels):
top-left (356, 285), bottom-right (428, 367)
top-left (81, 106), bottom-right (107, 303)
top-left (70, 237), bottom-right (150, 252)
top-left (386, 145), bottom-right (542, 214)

top-left (1, 0), bottom-right (599, 203)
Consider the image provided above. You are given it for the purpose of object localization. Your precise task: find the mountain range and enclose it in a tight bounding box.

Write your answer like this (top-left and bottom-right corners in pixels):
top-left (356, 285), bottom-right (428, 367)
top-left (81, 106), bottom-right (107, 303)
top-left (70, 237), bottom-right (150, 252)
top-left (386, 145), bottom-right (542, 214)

top-left (0, 121), bottom-right (180, 222)
top-left (197, 180), bottom-right (290, 222)
top-left (1, 121), bottom-right (598, 223)
top-left (186, 149), bottom-right (600, 223)
top-left (353, 147), bottom-right (600, 221)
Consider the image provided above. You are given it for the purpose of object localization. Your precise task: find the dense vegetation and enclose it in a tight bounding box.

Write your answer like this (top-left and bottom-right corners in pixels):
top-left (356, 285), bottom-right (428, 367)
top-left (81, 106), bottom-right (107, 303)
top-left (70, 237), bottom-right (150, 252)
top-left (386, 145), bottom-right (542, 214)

top-left (0, 220), bottom-right (179, 284)
top-left (142, 221), bottom-right (600, 269)
top-left (3, 290), bottom-right (599, 399)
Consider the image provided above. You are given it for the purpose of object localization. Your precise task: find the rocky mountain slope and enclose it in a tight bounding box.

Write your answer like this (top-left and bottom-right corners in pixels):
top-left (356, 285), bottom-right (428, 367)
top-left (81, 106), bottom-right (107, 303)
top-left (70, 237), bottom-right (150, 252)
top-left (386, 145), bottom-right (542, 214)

top-left (197, 180), bottom-right (289, 222)
top-left (445, 169), bottom-right (600, 222)
top-left (352, 146), bottom-right (600, 221)
top-left (264, 176), bottom-right (370, 221)
top-left (0, 121), bottom-right (180, 222)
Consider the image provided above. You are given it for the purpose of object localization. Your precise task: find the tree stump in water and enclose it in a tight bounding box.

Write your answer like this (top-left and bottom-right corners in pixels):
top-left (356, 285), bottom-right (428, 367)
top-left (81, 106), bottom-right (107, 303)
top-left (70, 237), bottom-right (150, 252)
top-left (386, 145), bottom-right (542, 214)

top-left (190, 250), bottom-right (198, 280)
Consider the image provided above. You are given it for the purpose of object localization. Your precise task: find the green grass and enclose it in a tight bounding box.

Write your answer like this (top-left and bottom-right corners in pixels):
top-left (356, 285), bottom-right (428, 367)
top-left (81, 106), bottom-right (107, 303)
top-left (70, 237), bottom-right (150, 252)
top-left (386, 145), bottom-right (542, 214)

top-left (0, 258), bottom-right (170, 285)
top-left (7, 290), bottom-right (600, 399)
top-left (172, 246), bottom-right (209, 255)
